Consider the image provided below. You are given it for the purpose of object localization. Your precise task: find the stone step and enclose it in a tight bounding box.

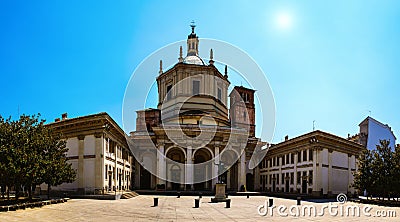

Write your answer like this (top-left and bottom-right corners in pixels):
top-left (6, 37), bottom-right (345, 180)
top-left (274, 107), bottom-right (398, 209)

top-left (121, 191), bottom-right (139, 199)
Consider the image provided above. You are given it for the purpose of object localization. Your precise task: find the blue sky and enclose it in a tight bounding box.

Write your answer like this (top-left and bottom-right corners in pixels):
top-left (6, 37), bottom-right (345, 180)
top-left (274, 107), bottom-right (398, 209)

top-left (1, 1), bottom-right (399, 143)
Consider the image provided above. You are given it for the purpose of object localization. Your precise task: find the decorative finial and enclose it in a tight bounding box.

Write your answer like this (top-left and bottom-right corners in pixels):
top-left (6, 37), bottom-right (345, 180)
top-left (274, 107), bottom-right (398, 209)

top-left (190, 20), bottom-right (196, 33)
top-left (209, 49), bottom-right (214, 65)
top-left (224, 65), bottom-right (228, 78)
top-left (179, 46), bottom-right (183, 63)
top-left (159, 60), bottom-right (163, 74)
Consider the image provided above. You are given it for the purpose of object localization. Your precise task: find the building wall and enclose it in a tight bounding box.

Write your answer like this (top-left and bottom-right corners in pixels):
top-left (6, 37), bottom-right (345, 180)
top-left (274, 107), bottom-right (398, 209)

top-left (258, 131), bottom-right (362, 197)
top-left (42, 132), bottom-right (133, 194)
top-left (367, 119), bottom-right (396, 150)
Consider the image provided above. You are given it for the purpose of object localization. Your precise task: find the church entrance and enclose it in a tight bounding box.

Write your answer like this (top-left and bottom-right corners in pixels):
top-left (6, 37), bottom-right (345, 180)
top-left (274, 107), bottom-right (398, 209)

top-left (140, 166), bottom-right (151, 189)
top-left (171, 166), bottom-right (181, 190)
top-left (220, 150), bottom-right (239, 191)
top-left (166, 147), bottom-right (185, 190)
top-left (193, 148), bottom-right (212, 190)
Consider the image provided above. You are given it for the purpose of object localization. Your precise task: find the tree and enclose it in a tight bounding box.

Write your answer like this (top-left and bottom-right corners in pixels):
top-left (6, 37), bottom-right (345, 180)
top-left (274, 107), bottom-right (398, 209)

top-left (40, 128), bottom-right (76, 199)
top-left (371, 140), bottom-right (394, 199)
top-left (353, 148), bottom-right (373, 198)
top-left (0, 114), bottom-right (76, 201)
top-left (0, 116), bottom-right (20, 200)
top-left (354, 140), bottom-right (398, 200)
top-left (391, 144), bottom-right (400, 199)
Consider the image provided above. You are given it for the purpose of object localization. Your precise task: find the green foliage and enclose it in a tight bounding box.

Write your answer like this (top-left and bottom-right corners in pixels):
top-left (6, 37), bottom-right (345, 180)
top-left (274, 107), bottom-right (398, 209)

top-left (353, 140), bottom-right (400, 198)
top-left (0, 114), bottom-right (76, 200)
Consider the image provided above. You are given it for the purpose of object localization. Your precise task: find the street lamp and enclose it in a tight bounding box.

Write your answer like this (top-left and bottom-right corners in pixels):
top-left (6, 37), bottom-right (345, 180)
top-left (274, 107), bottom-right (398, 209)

top-left (217, 162), bottom-right (225, 184)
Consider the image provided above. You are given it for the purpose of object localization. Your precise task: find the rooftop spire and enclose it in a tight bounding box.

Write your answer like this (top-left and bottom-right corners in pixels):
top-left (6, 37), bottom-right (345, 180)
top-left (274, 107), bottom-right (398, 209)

top-left (190, 20), bottom-right (196, 33)
top-left (209, 48), bottom-right (214, 65)
top-left (178, 46), bottom-right (183, 63)
top-left (187, 21), bottom-right (199, 56)
top-left (159, 60), bottom-right (163, 74)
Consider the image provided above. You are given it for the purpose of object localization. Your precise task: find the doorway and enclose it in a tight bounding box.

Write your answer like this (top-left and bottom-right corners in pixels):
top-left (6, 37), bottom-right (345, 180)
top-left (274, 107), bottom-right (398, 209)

top-left (140, 166), bottom-right (151, 189)
top-left (108, 174), bottom-right (112, 192)
top-left (246, 173), bottom-right (254, 191)
top-left (193, 149), bottom-right (212, 190)
top-left (302, 180), bottom-right (307, 194)
top-left (285, 180), bottom-right (289, 193)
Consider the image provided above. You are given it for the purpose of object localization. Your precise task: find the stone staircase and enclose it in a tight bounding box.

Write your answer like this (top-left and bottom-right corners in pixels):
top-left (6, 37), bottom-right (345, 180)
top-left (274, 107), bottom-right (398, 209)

top-left (121, 191), bottom-right (139, 199)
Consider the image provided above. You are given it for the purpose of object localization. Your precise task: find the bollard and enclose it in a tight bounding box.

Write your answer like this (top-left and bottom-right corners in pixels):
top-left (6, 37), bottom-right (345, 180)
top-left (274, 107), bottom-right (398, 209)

top-left (194, 198), bottom-right (200, 208)
top-left (153, 197), bottom-right (159, 207)
top-left (199, 192), bottom-right (202, 198)
top-left (177, 192), bottom-right (180, 198)
top-left (226, 199), bottom-right (231, 208)
top-left (247, 194), bottom-right (249, 198)
top-left (297, 197), bottom-right (301, 206)
top-left (268, 198), bottom-right (273, 207)
top-left (9, 205), bottom-right (16, 211)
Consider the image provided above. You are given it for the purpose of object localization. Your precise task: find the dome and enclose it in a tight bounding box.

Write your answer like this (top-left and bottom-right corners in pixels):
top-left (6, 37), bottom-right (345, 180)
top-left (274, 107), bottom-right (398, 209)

top-left (183, 55), bottom-right (205, 65)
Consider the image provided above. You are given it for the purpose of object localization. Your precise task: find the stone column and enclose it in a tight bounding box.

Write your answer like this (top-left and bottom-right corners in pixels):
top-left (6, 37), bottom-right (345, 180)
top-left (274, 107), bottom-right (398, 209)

top-left (186, 147), bottom-right (193, 190)
top-left (94, 133), bottom-right (103, 191)
top-left (77, 135), bottom-right (85, 192)
top-left (347, 154), bottom-right (352, 195)
top-left (267, 160), bottom-right (270, 191)
top-left (294, 152), bottom-right (298, 193)
top-left (135, 160), bottom-right (141, 190)
top-left (238, 152), bottom-right (246, 191)
top-left (278, 155), bottom-right (282, 191)
top-left (212, 146), bottom-right (220, 188)
top-left (312, 148), bottom-right (318, 196)
top-left (157, 144), bottom-right (166, 185)
top-left (114, 144), bottom-right (117, 191)
top-left (316, 148), bottom-right (323, 195)
top-left (328, 149), bottom-right (333, 195)
top-left (227, 170), bottom-right (231, 188)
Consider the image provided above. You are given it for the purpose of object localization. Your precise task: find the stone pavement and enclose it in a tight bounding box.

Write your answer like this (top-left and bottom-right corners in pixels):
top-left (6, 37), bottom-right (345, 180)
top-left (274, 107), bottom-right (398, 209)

top-left (0, 195), bottom-right (398, 221)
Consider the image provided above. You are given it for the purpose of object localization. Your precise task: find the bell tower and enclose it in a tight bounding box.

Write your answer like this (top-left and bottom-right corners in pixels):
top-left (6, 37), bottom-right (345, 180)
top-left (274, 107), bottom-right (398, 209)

top-left (187, 21), bottom-right (199, 56)
top-left (229, 86), bottom-right (256, 137)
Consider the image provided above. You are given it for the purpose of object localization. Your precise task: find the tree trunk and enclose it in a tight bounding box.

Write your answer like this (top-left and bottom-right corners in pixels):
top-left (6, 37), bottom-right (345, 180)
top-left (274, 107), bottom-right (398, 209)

top-left (15, 184), bottom-right (20, 200)
top-left (27, 185), bottom-right (32, 200)
top-left (47, 184), bottom-right (51, 200)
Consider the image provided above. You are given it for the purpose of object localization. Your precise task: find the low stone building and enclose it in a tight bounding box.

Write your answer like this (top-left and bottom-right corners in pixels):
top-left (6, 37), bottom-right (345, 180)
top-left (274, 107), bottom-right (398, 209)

top-left (42, 112), bottom-right (135, 194)
top-left (258, 130), bottom-right (365, 197)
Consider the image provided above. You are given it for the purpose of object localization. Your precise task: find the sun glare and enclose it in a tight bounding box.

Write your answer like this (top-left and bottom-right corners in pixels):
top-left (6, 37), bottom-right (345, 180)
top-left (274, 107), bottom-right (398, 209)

top-left (276, 12), bottom-right (292, 30)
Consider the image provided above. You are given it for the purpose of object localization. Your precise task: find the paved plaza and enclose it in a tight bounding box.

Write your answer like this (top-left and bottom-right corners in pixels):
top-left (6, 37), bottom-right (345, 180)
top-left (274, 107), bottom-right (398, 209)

top-left (0, 195), bottom-right (398, 221)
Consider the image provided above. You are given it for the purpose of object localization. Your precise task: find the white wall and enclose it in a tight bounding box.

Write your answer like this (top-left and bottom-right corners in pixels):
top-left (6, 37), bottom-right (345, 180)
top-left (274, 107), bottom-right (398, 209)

top-left (368, 120), bottom-right (396, 150)
top-left (332, 152), bottom-right (348, 168)
top-left (84, 159), bottom-right (95, 189)
top-left (84, 135), bottom-right (95, 155)
top-left (332, 169), bottom-right (348, 194)
top-left (66, 138), bottom-right (78, 156)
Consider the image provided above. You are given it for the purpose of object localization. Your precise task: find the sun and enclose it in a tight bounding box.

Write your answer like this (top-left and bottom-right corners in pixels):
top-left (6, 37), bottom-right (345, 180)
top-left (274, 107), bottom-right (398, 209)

top-left (276, 12), bottom-right (292, 30)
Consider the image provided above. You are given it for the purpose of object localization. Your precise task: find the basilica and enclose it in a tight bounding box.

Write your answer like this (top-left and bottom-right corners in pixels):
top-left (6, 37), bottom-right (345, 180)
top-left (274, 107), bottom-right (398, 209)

top-left (130, 24), bottom-right (265, 191)
top-left (44, 25), bottom-right (366, 197)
